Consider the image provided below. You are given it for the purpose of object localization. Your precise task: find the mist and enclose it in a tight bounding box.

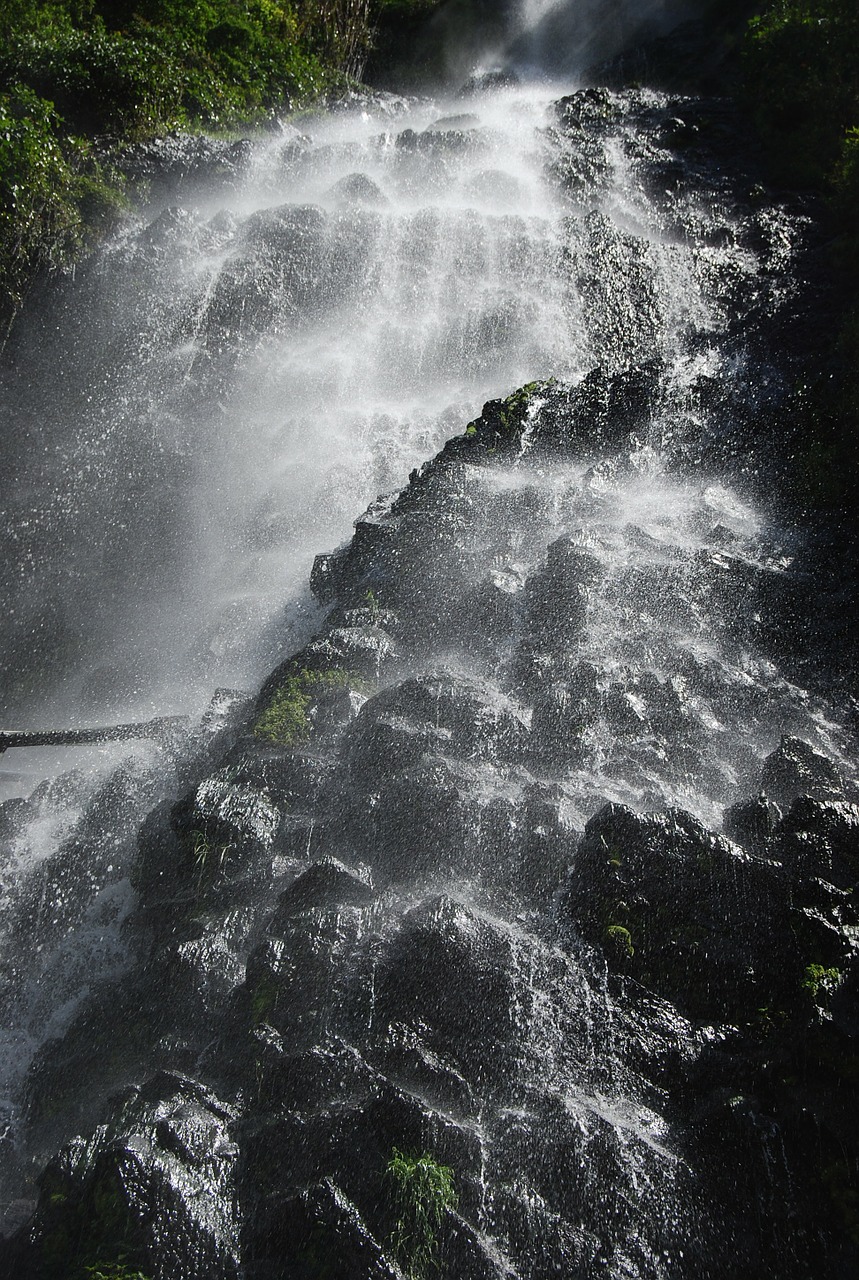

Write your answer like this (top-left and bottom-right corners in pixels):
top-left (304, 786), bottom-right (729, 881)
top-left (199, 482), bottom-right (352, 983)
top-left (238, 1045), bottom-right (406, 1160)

top-left (386, 0), bottom-right (711, 88)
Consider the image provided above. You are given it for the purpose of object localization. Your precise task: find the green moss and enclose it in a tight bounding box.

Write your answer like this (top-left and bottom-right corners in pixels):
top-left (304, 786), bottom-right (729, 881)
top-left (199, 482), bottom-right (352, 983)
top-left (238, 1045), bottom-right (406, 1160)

top-left (253, 666), bottom-right (367, 747)
top-left (385, 1148), bottom-right (457, 1280)
top-left (605, 923), bottom-right (635, 959)
top-left (83, 1265), bottom-right (150, 1280)
top-left (250, 973), bottom-right (281, 1023)
top-left (496, 381), bottom-right (545, 432)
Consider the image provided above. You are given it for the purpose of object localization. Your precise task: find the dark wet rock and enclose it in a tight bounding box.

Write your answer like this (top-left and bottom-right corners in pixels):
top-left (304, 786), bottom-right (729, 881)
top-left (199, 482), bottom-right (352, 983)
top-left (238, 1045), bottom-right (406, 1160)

top-left (243, 1179), bottom-right (398, 1280)
top-left (328, 172), bottom-right (388, 206)
top-left (173, 769), bottom-right (281, 864)
top-left (348, 755), bottom-right (525, 884)
top-left (240, 901), bottom-right (371, 1049)
top-left (379, 1021), bottom-right (475, 1117)
top-left (458, 69), bottom-right (520, 97)
top-left (0, 796), bottom-right (30, 843)
top-left (562, 803), bottom-right (792, 1020)
top-left (424, 113), bottom-right (480, 132)
top-left (300, 624), bottom-right (398, 684)
top-left (760, 735), bottom-right (844, 808)
top-left (118, 133), bottom-right (252, 204)
top-left (345, 673), bottom-right (530, 784)
top-left (524, 536), bottom-right (602, 652)
top-left (723, 794), bottom-right (782, 850)
top-left (375, 896), bottom-right (520, 1087)
top-left (775, 798), bottom-right (859, 891)
top-left (10, 1073), bottom-right (239, 1280)
top-left (216, 747), bottom-right (336, 812)
top-left (242, 1058), bottom-right (483, 1207)
top-left (271, 858), bottom-right (375, 923)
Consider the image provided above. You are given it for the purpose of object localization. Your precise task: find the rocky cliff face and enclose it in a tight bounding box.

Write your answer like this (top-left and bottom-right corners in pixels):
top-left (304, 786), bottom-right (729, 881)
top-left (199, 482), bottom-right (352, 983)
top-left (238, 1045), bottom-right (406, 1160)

top-left (3, 364), bottom-right (858, 1279)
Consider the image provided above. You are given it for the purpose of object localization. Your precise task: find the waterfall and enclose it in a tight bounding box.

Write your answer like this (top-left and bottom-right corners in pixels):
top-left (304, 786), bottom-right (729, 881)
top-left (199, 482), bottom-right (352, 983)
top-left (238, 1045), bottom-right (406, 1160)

top-left (1, 40), bottom-right (856, 1280)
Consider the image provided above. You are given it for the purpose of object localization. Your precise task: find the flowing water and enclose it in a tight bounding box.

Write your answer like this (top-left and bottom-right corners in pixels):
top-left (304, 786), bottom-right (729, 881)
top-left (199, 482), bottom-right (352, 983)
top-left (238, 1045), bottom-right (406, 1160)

top-left (0, 29), bottom-right (853, 1276)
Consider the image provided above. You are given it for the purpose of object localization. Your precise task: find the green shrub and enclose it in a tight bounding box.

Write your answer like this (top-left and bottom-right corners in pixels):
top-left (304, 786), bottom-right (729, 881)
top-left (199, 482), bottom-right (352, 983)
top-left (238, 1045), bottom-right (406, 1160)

top-left (83, 1264), bottom-right (150, 1280)
top-left (744, 0), bottom-right (859, 187)
top-left (385, 1148), bottom-right (457, 1280)
top-left (0, 83), bottom-right (125, 326)
top-left (802, 963), bottom-right (841, 1000)
top-left (0, 29), bottom-right (183, 133)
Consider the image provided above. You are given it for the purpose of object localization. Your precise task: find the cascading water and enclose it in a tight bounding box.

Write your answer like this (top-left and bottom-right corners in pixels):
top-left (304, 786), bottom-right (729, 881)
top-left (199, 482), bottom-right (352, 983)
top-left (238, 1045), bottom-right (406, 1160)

top-left (1, 16), bottom-right (857, 1280)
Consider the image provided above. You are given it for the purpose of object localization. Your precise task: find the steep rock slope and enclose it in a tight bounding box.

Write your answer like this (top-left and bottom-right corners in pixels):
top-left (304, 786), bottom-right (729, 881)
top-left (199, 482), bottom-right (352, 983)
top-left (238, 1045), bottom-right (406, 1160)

top-left (4, 371), bottom-right (858, 1280)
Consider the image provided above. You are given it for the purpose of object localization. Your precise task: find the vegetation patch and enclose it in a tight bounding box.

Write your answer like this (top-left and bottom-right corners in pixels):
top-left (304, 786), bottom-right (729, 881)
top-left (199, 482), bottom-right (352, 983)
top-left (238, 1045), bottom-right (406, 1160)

top-left (385, 1147), bottom-right (457, 1280)
top-left (253, 666), bottom-right (366, 746)
top-left (801, 962), bottom-right (841, 1001)
top-left (0, 82), bottom-right (126, 330)
top-left (742, 1), bottom-right (859, 516)
top-left (605, 923), bottom-right (635, 959)
top-left (744, 0), bottom-right (858, 189)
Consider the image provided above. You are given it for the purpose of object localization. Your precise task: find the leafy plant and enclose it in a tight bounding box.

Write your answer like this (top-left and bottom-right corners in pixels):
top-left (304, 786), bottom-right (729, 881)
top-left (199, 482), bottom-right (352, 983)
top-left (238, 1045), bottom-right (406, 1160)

top-left (365, 587), bottom-right (381, 620)
top-left (83, 1264), bottom-right (150, 1280)
top-left (802, 963), bottom-right (841, 1001)
top-left (0, 83), bottom-right (125, 327)
top-left (385, 1148), bottom-right (456, 1280)
top-left (744, 0), bottom-right (859, 187)
top-left (186, 827), bottom-right (232, 875)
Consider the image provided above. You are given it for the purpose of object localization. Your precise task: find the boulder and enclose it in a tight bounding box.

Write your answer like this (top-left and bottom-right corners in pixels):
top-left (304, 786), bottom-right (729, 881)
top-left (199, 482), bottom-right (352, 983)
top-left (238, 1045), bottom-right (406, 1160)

top-left (561, 803), bottom-right (792, 1020)
top-left (243, 1180), bottom-right (398, 1280)
top-left (271, 859), bottom-right (375, 923)
top-left (723, 794), bottom-right (782, 851)
top-left (760, 736), bottom-right (844, 809)
top-left (10, 1073), bottom-right (239, 1280)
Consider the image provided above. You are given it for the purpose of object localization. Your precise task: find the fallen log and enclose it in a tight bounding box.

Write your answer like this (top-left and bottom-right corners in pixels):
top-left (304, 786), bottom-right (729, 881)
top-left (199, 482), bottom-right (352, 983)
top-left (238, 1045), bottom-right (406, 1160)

top-left (0, 715), bottom-right (189, 754)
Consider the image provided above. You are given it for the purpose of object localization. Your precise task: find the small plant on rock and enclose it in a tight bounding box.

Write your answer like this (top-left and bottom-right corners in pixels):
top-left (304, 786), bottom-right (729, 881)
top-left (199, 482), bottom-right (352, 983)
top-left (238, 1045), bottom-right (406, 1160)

top-left (83, 1263), bottom-right (150, 1280)
top-left (253, 666), bottom-right (366, 747)
top-left (605, 923), bottom-right (634, 959)
top-left (802, 963), bottom-right (841, 1002)
top-left (186, 828), bottom-right (232, 876)
top-left (385, 1148), bottom-right (457, 1280)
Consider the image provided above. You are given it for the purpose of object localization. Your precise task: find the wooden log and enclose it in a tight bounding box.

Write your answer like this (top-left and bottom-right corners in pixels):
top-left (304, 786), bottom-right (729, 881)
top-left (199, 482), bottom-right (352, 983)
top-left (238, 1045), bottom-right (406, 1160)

top-left (0, 715), bottom-right (189, 754)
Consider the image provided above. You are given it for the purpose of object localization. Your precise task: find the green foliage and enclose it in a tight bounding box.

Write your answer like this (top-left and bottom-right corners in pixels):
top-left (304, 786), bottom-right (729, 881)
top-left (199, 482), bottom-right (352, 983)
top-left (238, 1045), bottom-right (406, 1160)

top-left (253, 666), bottom-right (363, 746)
top-left (802, 962), bottom-right (841, 1000)
top-left (0, 82), bottom-right (126, 325)
top-left (743, 2), bottom-right (859, 517)
top-left (250, 972), bottom-right (280, 1022)
top-left (0, 1), bottom-right (395, 328)
top-left (186, 827), bottom-right (232, 875)
top-left (385, 1148), bottom-right (457, 1280)
top-left (0, 2), bottom-right (382, 133)
top-left (83, 1265), bottom-right (150, 1280)
top-left (744, 0), bottom-right (859, 187)
top-left (497, 381), bottom-right (545, 432)
top-left (365, 587), bottom-right (381, 620)
top-left (0, 29), bottom-right (185, 134)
